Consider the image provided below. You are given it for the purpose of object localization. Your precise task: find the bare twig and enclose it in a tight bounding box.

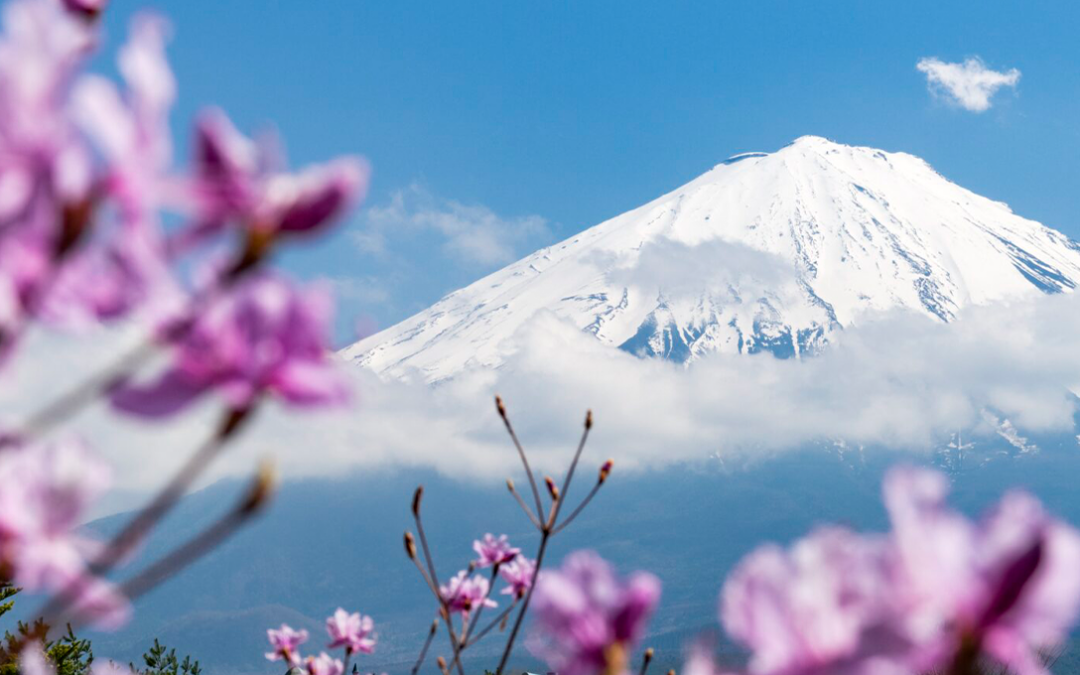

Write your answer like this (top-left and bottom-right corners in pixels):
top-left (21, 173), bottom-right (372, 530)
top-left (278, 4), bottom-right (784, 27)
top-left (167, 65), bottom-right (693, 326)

top-left (495, 396), bottom-right (543, 520)
top-left (640, 647), bottom-right (655, 675)
top-left (494, 409), bottom-right (595, 675)
top-left (507, 479), bottom-right (541, 529)
top-left (410, 617), bottom-right (440, 675)
top-left (466, 600), bottom-right (517, 647)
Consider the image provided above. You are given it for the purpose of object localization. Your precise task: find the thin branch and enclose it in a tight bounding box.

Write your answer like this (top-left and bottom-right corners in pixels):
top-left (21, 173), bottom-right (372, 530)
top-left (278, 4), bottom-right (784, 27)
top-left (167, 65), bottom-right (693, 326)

top-left (507, 479), bottom-right (541, 530)
top-left (411, 617), bottom-right (440, 675)
top-left (495, 396), bottom-right (544, 521)
top-left (494, 528), bottom-right (551, 675)
top-left (554, 410), bottom-right (592, 518)
top-left (449, 565), bottom-right (499, 672)
top-left (412, 487), bottom-right (441, 596)
top-left (640, 647), bottom-right (655, 675)
top-left (411, 488), bottom-right (466, 675)
top-left (466, 600), bottom-right (517, 647)
top-left (61, 462), bottom-right (275, 632)
top-left (552, 481), bottom-right (603, 535)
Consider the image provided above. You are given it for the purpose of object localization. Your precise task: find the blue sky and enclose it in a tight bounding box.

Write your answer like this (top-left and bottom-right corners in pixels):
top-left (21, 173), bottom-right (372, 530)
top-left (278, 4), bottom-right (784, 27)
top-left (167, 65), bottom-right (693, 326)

top-left (97, 1), bottom-right (1080, 343)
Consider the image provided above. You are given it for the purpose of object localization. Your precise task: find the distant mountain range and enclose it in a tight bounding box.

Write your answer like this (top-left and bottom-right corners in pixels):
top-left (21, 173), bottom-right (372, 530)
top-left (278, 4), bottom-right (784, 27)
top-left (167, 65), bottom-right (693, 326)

top-left (344, 136), bottom-right (1080, 380)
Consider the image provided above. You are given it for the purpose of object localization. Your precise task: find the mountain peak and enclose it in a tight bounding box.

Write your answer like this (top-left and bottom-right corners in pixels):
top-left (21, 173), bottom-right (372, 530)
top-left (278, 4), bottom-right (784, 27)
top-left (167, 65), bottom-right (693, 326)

top-left (344, 139), bottom-right (1080, 381)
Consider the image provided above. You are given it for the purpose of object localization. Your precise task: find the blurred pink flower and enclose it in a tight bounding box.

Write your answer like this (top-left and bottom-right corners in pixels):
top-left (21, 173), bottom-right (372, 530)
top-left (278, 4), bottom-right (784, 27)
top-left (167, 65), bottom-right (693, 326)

top-left (266, 624), bottom-right (308, 667)
top-left (305, 653), bottom-right (344, 675)
top-left (720, 466), bottom-right (1080, 675)
top-left (721, 527), bottom-right (908, 675)
top-left (45, 12), bottom-right (179, 327)
top-left (440, 570), bottom-right (497, 618)
top-left (180, 107), bottom-right (368, 252)
top-left (0, 0), bottom-right (94, 223)
top-left (885, 466), bottom-right (1080, 675)
top-left (529, 550), bottom-right (661, 675)
top-left (19, 642), bottom-right (52, 675)
top-left (326, 607), bottom-right (376, 655)
top-left (0, 0), bottom-right (94, 336)
top-left (111, 273), bottom-right (347, 417)
top-left (473, 533), bottom-right (520, 568)
top-left (499, 555), bottom-right (535, 598)
top-left (0, 437), bottom-right (129, 628)
top-left (682, 641), bottom-right (736, 675)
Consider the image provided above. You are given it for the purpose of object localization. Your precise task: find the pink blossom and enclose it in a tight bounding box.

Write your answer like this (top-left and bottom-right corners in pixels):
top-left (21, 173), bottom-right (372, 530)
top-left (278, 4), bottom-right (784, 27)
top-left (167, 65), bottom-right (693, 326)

top-left (0, 437), bottom-right (129, 628)
top-left (0, 0), bottom-right (94, 336)
top-left (0, 437), bottom-right (102, 582)
top-left (326, 607), bottom-right (376, 655)
top-left (266, 624), bottom-right (308, 667)
top-left (884, 466), bottom-right (1080, 675)
top-left (721, 527), bottom-right (908, 675)
top-left (0, 0), bottom-right (94, 221)
top-left (305, 652), bottom-right (344, 675)
top-left (529, 550), bottom-right (661, 675)
top-left (473, 533), bottom-right (520, 568)
top-left (110, 273), bottom-right (347, 417)
top-left (45, 12), bottom-right (179, 328)
top-left (180, 107), bottom-right (367, 251)
top-left (440, 570), bottom-right (497, 618)
top-left (499, 555), bottom-right (535, 598)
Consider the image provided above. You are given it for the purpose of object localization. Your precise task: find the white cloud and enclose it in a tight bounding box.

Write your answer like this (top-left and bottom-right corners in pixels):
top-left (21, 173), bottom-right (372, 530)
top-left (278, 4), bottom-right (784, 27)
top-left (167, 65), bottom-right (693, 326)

top-left (916, 57), bottom-right (1020, 112)
top-left (11, 291), bottom-right (1080, 508)
top-left (351, 185), bottom-right (550, 266)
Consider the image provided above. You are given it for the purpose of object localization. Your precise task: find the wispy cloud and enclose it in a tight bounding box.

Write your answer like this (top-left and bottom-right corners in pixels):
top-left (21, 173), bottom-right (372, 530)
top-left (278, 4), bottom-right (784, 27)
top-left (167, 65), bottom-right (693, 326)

top-left (916, 57), bottom-right (1020, 112)
top-left (351, 185), bottom-right (550, 266)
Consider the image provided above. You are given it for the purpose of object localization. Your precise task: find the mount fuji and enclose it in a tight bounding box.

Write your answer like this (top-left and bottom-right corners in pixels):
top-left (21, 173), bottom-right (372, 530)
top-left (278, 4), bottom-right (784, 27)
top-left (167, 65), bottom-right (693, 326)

top-left (343, 136), bottom-right (1080, 381)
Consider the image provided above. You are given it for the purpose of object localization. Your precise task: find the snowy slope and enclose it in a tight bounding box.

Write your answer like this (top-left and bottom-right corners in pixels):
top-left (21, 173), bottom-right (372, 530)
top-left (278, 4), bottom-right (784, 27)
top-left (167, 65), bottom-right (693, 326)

top-left (342, 136), bottom-right (1080, 381)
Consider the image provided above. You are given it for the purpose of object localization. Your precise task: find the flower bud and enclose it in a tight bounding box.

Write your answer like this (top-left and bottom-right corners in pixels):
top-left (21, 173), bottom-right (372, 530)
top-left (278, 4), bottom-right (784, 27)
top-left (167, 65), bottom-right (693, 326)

top-left (545, 476), bottom-right (559, 501)
top-left (599, 459), bottom-right (614, 484)
top-left (238, 460), bottom-right (277, 515)
top-left (404, 531), bottom-right (417, 560)
top-left (412, 485), bottom-right (424, 517)
top-left (585, 409), bottom-right (593, 430)
top-left (495, 395), bottom-right (507, 420)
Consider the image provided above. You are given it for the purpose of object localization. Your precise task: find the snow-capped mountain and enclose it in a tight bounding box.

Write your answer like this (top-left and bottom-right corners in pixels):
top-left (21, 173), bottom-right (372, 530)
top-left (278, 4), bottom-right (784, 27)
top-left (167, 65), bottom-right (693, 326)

top-left (343, 136), bottom-right (1080, 381)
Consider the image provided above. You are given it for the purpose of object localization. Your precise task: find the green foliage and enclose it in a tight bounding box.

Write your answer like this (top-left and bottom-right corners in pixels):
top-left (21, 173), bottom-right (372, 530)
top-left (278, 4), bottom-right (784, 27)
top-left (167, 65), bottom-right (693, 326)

top-left (132, 639), bottom-right (201, 675)
top-left (0, 583), bottom-right (92, 675)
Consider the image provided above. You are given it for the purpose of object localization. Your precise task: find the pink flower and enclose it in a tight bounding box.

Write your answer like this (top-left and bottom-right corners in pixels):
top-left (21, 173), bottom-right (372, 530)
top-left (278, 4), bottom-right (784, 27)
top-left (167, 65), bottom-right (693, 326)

top-left (884, 466), bottom-right (1080, 675)
top-left (0, 0), bottom-right (94, 222)
top-left (529, 550), bottom-right (661, 675)
top-left (0, 437), bottom-right (129, 628)
top-left (326, 607), bottom-right (376, 655)
top-left (440, 570), bottom-right (497, 618)
top-left (179, 107), bottom-right (367, 252)
top-left (45, 12), bottom-right (179, 328)
top-left (0, 0), bottom-right (95, 336)
top-left (305, 653), bottom-right (344, 675)
top-left (499, 555), bottom-right (535, 598)
top-left (266, 624), bottom-right (308, 667)
top-left (110, 273), bottom-right (347, 417)
top-left (721, 527), bottom-right (908, 675)
top-left (473, 533), bottom-right (520, 568)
